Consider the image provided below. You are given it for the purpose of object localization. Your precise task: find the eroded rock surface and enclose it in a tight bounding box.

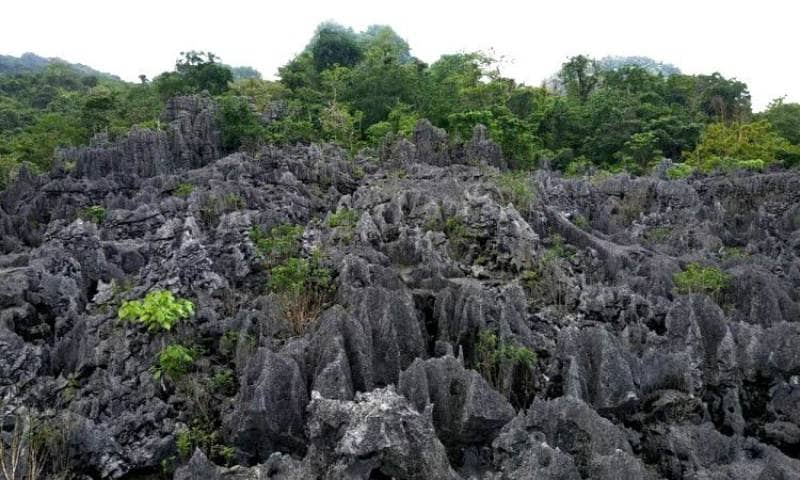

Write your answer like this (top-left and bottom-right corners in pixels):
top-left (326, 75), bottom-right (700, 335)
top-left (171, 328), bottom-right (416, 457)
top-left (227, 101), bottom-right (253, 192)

top-left (2, 105), bottom-right (800, 479)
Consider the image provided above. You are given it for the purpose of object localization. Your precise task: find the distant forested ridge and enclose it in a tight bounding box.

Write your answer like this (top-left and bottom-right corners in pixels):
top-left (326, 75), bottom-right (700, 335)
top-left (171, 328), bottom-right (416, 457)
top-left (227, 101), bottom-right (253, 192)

top-left (0, 52), bottom-right (119, 78)
top-left (1, 23), bottom-right (799, 188)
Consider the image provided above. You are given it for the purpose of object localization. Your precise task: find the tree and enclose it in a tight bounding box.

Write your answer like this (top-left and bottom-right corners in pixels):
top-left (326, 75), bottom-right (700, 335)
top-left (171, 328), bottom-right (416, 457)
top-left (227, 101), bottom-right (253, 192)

top-left (423, 52), bottom-right (493, 128)
top-left (320, 102), bottom-right (362, 150)
top-left (760, 98), bottom-right (800, 145)
top-left (216, 95), bottom-right (265, 153)
top-left (694, 73), bottom-right (751, 123)
top-left (153, 51), bottom-right (233, 100)
top-left (345, 35), bottom-right (422, 125)
top-left (558, 55), bottom-right (600, 102)
top-left (229, 65), bottom-right (262, 81)
top-left (8, 112), bottom-right (86, 170)
top-left (617, 131), bottom-right (662, 173)
top-left (309, 23), bottom-right (362, 71)
top-left (686, 120), bottom-right (797, 171)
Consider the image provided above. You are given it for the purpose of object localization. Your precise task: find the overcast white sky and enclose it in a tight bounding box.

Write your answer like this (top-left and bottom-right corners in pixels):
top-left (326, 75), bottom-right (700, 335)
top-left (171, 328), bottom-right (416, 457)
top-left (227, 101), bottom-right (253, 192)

top-left (2, 0), bottom-right (797, 110)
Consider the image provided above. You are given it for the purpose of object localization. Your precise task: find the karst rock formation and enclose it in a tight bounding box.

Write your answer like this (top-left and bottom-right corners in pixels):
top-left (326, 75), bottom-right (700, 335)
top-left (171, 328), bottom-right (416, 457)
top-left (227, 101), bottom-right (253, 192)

top-left (1, 95), bottom-right (800, 479)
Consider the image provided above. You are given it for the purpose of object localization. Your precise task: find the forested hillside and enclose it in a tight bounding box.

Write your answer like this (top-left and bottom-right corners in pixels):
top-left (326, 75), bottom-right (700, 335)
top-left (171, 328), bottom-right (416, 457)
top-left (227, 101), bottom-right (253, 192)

top-left (3, 21), bottom-right (800, 480)
top-left (2, 22), bottom-right (799, 190)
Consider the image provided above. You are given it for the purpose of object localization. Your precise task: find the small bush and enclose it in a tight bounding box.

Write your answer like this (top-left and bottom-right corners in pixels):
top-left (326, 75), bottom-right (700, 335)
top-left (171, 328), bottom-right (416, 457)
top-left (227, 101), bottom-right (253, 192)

top-left (666, 163), bottom-right (695, 180)
top-left (174, 183), bottom-right (194, 197)
top-left (199, 196), bottom-right (222, 226)
top-left (210, 369), bottom-right (236, 396)
top-left (118, 290), bottom-right (194, 332)
top-left (520, 236), bottom-right (573, 310)
top-left (673, 263), bottom-right (730, 297)
top-left (474, 330), bottom-right (536, 408)
top-left (152, 344), bottom-right (196, 382)
top-left (733, 159), bottom-right (765, 171)
top-left (720, 246), bottom-right (749, 259)
top-left (268, 250), bottom-right (333, 335)
top-left (80, 205), bottom-right (106, 224)
top-left (563, 156), bottom-right (592, 177)
top-left (495, 171), bottom-right (534, 213)
top-left (644, 226), bottom-right (672, 243)
top-left (174, 419), bottom-right (233, 466)
top-left (686, 120), bottom-right (794, 172)
top-left (444, 216), bottom-right (472, 259)
top-left (543, 234), bottom-right (572, 261)
top-left (175, 428), bottom-right (192, 459)
top-left (249, 224), bottom-right (303, 267)
top-left (325, 208), bottom-right (359, 244)
top-left (572, 214), bottom-right (589, 229)
top-left (223, 193), bottom-right (244, 210)
top-left (325, 208), bottom-right (359, 228)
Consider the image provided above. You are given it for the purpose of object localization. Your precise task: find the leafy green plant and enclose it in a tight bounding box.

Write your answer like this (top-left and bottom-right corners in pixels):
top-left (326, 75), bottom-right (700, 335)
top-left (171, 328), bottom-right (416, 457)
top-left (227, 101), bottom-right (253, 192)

top-left (325, 208), bottom-right (359, 228)
top-left (673, 262), bottom-right (730, 298)
top-left (572, 214), bottom-right (589, 229)
top-left (118, 290), bottom-right (194, 332)
top-left (152, 344), bottom-right (196, 382)
top-left (474, 330), bottom-right (536, 408)
top-left (216, 95), bottom-right (266, 153)
top-left (61, 373), bottom-right (80, 402)
top-left (733, 159), bottom-right (765, 171)
top-left (80, 205), bottom-right (106, 224)
top-left (223, 192), bottom-right (244, 210)
top-left (494, 171), bottom-right (534, 213)
top-left (210, 369), bottom-right (236, 396)
top-left (214, 445), bottom-right (235, 467)
top-left (685, 120), bottom-right (798, 172)
top-left (543, 234), bottom-right (572, 261)
top-left (268, 250), bottom-right (333, 335)
top-left (199, 196), bottom-right (222, 226)
top-left (666, 163), bottom-right (695, 180)
top-left (249, 224), bottom-right (303, 266)
top-left (325, 208), bottom-right (359, 243)
top-left (174, 183), bottom-right (194, 197)
top-left (520, 236), bottom-right (573, 310)
top-left (519, 269), bottom-right (540, 290)
top-left (720, 246), bottom-right (749, 259)
top-left (444, 216), bottom-right (472, 258)
top-left (175, 428), bottom-right (192, 459)
top-left (173, 419), bottom-right (233, 465)
top-left (644, 226), bottom-right (672, 243)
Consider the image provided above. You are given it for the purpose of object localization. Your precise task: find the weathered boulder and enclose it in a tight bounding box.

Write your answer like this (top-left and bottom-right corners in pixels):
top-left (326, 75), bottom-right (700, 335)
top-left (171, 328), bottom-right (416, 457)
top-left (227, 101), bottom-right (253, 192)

top-left (399, 355), bottom-right (514, 448)
top-left (227, 348), bottom-right (308, 462)
top-left (305, 387), bottom-right (461, 480)
top-left (494, 397), bottom-right (649, 478)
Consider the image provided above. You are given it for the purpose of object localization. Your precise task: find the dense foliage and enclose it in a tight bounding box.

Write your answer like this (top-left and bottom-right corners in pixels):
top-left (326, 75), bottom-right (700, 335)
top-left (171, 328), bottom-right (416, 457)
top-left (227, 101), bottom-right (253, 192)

top-left (118, 290), bottom-right (194, 332)
top-left (2, 23), bottom-right (800, 190)
top-left (152, 344), bottom-right (197, 382)
top-left (673, 262), bottom-right (731, 298)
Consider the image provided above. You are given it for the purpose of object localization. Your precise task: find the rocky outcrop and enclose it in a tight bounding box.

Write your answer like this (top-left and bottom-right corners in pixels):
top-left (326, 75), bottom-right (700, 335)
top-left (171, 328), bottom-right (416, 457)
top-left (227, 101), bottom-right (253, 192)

top-left (56, 94), bottom-right (221, 180)
top-left (178, 387), bottom-right (459, 480)
top-left (399, 355), bottom-right (515, 449)
top-left (2, 107), bottom-right (800, 478)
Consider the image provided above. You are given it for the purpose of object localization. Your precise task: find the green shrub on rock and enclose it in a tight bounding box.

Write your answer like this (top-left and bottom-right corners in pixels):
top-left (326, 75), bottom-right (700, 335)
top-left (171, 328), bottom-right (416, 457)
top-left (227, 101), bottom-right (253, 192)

top-left (494, 171), bottom-right (534, 213)
top-left (118, 290), bottom-right (194, 332)
top-left (673, 262), bottom-right (730, 297)
top-left (666, 163), bottom-right (695, 180)
top-left (325, 208), bottom-right (359, 228)
top-left (173, 183), bottom-right (194, 197)
top-left (268, 250), bottom-right (333, 335)
top-left (152, 344), bottom-right (196, 381)
top-left (80, 205), bottom-right (106, 224)
top-left (474, 330), bottom-right (536, 406)
top-left (249, 224), bottom-right (303, 266)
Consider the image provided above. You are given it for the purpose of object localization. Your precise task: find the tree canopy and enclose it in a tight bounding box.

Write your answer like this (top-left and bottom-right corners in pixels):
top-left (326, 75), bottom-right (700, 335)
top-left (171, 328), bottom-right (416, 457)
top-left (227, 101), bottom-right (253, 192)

top-left (2, 22), bottom-right (799, 189)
